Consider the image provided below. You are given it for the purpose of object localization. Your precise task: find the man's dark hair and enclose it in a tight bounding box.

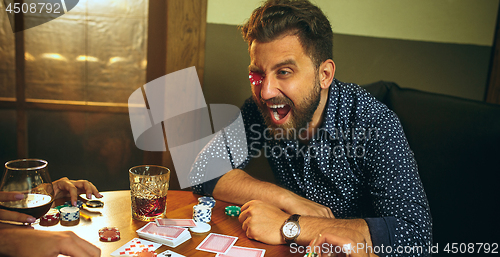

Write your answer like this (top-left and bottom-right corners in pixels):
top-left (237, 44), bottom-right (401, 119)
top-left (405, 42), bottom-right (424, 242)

top-left (241, 0), bottom-right (333, 68)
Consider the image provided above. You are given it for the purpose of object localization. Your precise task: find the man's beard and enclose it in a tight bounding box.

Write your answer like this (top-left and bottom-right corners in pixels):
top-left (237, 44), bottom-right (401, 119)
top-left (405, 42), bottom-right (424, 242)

top-left (253, 77), bottom-right (322, 140)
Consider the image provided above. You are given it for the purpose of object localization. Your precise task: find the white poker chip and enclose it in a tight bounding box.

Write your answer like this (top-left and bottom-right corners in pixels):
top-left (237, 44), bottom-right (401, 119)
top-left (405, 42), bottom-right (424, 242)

top-left (189, 221), bottom-right (211, 233)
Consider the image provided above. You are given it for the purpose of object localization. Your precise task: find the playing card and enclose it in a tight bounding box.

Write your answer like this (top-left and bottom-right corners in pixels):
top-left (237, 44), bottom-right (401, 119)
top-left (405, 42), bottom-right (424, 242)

top-left (196, 233), bottom-right (238, 254)
top-left (138, 222), bottom-right (187, 239)
top-left (216, 246), bottom-right (266, 257)
top-left (156, 218), bottom-right (196, 227)
top-left (111, 238), bottom-right (161, 256)
top-left (158, 250), bottom-right (186, 257)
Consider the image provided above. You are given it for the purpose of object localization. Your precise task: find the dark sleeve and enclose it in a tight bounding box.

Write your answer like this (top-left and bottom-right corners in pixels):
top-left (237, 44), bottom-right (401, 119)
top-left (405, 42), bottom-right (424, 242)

top-left (194, 177), bottom-right (221, 196)
top-left (364, 217), bottom-right (396, 251)
top-left (362, 109), bottom-right (432, 256)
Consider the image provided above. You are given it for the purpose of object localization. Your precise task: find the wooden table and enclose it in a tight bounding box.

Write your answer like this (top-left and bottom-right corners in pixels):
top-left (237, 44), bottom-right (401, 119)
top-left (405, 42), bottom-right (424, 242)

top-left (34, 190), bottom-right (301, 256)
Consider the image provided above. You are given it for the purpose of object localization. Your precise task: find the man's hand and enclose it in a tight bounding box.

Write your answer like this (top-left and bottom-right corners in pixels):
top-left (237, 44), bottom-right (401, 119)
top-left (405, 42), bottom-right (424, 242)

top-left (280, 191), bottom-right (334, 218)
top-left (0, 229), bottom-right (101, 257)
top-left (0, 192), bottom-right (37, 224)
top-left (238, 200), bottom-right (289, 245)
top-left (309, 229), bottom-right (370, 257)
top-left (52, 177), bottom-right (103, 207)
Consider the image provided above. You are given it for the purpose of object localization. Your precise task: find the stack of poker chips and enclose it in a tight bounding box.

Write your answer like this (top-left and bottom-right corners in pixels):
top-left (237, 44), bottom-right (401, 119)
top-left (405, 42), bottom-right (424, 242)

top-left (193, 205), bottom-right (212, 223)
top-left (40, 208), bottom-right (60, 226)
top-left (192, 197), bottom-right (216, 223)
top-left (60, 206), bottom-right (80, 226)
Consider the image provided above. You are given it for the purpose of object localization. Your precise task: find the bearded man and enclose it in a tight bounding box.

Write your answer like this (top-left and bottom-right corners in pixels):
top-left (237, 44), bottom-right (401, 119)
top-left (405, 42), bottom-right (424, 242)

top-left (190, 0), bottom-right (431, 256)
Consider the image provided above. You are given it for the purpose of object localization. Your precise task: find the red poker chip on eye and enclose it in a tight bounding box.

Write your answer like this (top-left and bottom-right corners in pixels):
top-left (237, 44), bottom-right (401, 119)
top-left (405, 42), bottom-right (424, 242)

top-left (249, 71), bottom-right (263, 86)
top-left (133, 249), bottom-right (157, 257)
top-left (99, 227), bottom-right (120, 242)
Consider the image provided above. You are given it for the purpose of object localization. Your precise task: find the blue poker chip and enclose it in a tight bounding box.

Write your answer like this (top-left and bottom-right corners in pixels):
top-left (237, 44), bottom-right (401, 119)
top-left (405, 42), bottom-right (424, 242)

top-left (198, 196), bottom-right (216, 208)
top-left (59, 206), bottom-right (80, 222)
top-left (64, 200), bottom-right (84, 208)
top-left (198, 196), bottom-right (214, 202)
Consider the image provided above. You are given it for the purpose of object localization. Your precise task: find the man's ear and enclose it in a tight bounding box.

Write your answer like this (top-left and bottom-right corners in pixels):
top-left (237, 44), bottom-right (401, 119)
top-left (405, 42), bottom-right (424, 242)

top-left (319, 59), bottom-right (335, 89)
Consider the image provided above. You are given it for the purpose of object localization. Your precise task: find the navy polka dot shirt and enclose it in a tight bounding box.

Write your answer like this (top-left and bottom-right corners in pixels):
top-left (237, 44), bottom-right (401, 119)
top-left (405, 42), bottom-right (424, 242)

top-left (192, 79), bottom-right (432, 256)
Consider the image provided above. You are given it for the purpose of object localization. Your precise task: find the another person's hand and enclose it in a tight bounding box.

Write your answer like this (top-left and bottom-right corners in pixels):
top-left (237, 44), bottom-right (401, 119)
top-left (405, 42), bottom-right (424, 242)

top-left (52, 177), bottom-right (103, 207)
top-left (0, 178), bottom-right (102, 224)
top-left (308, 230), bottom-right (370, 257)
top-left (0, 229), bottom-right (100, 257)
top-left (239, 200), bottom-right (289, 245)
top-left (0, 192), bottom-right (37, 224)
top-left (281, 191), bottom-right (334, 218)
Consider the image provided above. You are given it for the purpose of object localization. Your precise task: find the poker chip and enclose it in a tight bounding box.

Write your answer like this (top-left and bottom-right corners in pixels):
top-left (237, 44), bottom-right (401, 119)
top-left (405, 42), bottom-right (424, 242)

top-left (189, 221), bottom-right (211, 233)
top-left (198, 196), bottom-right (216, 208)
top-left (224, 206), bottom-right (241, 217)
top-left (54, 203), bottom-right (72, 210)
top-left (60, 206), bottom-right (80, 226)
top-left (64, 200), bottom-right (84, 208)
top-left (60, 206), bottom-right (80, 220)
top-left (42, 208), bottom-right (60, 220)
top-left (86, 200), bottom-right (104, 208)
top-left (134, 248), bottom-right (157, 257)
top-left (249, 71), bottom-right (263, 86)
top-left (193, 204), bottom-right (212, 223)
top-left (40, 208), bottom-right (60, 226)
top-left (99, 227), bottom-right (121, 242)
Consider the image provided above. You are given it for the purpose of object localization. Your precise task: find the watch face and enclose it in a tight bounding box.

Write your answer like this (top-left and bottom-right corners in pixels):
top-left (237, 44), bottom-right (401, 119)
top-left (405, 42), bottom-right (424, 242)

top-left (283, 222), bottom-right (299, 238)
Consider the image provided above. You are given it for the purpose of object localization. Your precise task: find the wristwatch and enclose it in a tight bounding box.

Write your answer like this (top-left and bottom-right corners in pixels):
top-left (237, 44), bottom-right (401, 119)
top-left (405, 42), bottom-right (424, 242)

top-left (281, 214), bottom-right (301, 244)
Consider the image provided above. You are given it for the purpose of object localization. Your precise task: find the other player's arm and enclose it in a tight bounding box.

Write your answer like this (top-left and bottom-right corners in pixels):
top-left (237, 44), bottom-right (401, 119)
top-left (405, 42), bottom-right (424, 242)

top-left (0, 192), bottom-right (36, 224)
top-left (213, 169), bottom-right (333, 218)
top-left (0, 229), bottom-right (100, 257)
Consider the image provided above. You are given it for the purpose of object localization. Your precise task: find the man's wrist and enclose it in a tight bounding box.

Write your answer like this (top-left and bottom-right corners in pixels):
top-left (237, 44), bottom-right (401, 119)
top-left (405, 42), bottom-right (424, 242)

top-left (277, 189), bottom-right (296, 210)
top-left (281, 214), bottom-right (301, 244)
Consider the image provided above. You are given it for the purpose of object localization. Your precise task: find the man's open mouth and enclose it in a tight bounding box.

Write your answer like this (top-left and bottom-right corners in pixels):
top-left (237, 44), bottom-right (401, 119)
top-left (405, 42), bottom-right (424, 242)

top-left (268, 104), bottom-right (291, 122)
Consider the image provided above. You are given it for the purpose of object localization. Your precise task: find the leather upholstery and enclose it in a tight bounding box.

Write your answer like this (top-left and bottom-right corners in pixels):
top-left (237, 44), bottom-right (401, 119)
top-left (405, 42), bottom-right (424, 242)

top-left (363, 81), bottom-right (500, 246)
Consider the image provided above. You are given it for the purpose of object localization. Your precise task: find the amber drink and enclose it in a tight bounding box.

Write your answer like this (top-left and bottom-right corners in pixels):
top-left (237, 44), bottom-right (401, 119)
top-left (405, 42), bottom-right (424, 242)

top-left (129, 165), bottom-right (170, 221)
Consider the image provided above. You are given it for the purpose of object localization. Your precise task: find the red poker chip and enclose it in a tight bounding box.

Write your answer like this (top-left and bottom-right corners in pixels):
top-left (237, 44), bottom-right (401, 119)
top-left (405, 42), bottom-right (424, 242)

top-left (134, 249), bottom-right (157, 257)
top-left (99, 227), bottom-right (120, 242)
top-left (41, 209), bottom-right (60, 221)
top-left (39, 217), bottom-right (59, 226)
top-left (249, 71), bottom-right (263, 86)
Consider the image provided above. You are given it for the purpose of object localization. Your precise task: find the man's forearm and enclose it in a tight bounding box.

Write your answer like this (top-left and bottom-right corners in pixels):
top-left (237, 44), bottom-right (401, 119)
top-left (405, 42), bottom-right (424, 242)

top-left (212, 169), bottom-right (292, 207)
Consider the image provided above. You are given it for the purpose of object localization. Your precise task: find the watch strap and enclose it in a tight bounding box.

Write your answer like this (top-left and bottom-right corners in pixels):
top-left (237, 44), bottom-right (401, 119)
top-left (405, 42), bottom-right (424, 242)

top-left (288, 214), bottom-right (300, 222)
top-left (282, 214), bottom-right (301, 244)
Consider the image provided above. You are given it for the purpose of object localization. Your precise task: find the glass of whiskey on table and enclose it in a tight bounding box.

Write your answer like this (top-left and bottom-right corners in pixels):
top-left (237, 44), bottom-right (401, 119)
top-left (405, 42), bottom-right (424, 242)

top-left (129, 165), bottom-right (170, 221)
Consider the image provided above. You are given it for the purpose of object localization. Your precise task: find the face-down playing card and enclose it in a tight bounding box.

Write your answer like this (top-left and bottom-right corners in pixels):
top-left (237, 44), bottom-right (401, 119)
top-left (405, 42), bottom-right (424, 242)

top-left (155, 218), bottom-right (196, 227)
top-left (138, 222), bottom-right (187, 239)
top-left (196, 233), bottom-right (238, 255)
top-left (216, 246), bottom-right (266, 257)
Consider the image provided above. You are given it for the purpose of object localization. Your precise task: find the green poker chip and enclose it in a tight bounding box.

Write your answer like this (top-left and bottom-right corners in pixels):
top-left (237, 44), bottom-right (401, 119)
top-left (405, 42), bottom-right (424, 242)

top-left (225, 206), bottom-right (241, 217)
top-left (54, 203), bottom-right (72, 210)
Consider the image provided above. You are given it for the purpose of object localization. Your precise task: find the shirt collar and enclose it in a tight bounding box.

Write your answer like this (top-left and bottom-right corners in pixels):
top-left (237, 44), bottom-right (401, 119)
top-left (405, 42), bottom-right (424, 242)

top-left (322, 78), bottom-right (339, 135)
